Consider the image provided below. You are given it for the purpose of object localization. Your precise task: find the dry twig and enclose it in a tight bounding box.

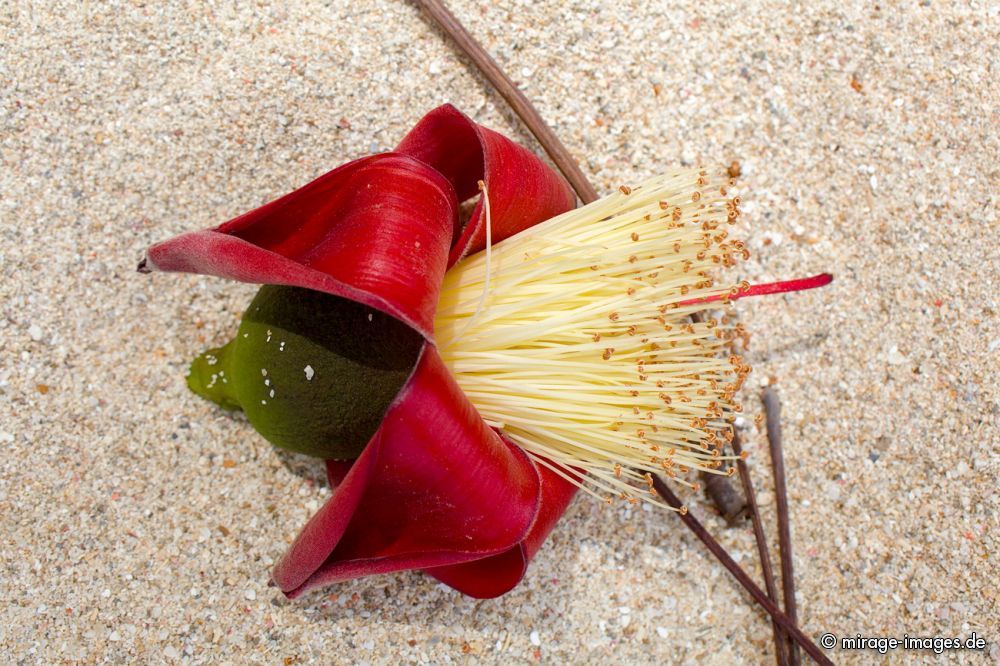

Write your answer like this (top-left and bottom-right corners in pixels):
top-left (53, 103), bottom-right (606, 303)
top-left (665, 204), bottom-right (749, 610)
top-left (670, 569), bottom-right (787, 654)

top-left (732, 430), bottom-right (788, 666)
top-left (764, 387), bottom-right (800, 665)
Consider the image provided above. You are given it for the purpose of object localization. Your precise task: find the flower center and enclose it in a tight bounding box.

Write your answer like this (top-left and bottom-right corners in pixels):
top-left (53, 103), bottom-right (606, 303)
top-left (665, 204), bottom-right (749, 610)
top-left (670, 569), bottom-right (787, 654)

top-left (435, 169), bottom-right (752, 510)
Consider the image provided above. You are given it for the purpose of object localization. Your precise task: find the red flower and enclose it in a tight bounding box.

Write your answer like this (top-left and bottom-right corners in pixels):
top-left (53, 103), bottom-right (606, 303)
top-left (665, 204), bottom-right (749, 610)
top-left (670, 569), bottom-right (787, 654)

top-left (141, 104), bottom-right (580, 598)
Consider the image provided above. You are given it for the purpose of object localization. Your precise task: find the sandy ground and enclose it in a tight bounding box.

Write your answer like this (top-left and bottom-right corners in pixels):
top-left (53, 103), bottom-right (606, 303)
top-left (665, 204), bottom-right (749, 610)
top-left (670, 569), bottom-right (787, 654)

top-left (2, 1), bottom-right (998, 663)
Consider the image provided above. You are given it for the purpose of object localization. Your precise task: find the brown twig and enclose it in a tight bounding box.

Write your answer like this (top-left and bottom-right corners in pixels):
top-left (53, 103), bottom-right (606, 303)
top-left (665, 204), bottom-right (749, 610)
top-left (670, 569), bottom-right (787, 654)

top-left (732, 430), bottom-right (789, 666)
top-left (414, 0), bottom-right (599, 204)
top-left (763, 387), bottom-right (800, 665)
top-left (652, 477), bottom-right (832, 666)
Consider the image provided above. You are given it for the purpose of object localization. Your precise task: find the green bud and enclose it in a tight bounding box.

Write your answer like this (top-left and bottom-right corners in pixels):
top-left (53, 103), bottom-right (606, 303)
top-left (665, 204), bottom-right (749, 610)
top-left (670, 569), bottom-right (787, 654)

top-left (187, 285), bottom-right (424, 459)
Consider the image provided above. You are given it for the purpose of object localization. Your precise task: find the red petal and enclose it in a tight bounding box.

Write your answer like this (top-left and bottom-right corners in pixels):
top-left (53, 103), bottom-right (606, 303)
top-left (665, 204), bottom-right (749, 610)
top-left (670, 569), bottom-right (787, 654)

top-left (397, 104), bottom-right (576, 265)
top-left (273, 345), bottom-right (554, 597)
top-left (425, 446), bottom-right (578, 598)
top-left (142, 154), bottom-right (457, 339)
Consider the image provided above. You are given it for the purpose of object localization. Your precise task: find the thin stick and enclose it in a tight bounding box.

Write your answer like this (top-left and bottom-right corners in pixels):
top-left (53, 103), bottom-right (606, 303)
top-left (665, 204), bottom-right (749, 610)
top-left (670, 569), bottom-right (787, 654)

top-left (652, 477), bottom-right (832, 666)
top-left (732, 430), bottom-right (789, 666)
top-left (414, 0), bottom-right (599, 204)
top-left (763, 388), bottom-right (800, 666)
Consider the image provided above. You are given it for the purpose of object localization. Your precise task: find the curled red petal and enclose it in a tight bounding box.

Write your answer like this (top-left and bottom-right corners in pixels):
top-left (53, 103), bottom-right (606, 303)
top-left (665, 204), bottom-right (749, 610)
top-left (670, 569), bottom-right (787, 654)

top-left (397, 104), bottom-right (576, 265)
top-left (141, 154), bottom-right (457, 339)
top-left (425, 447), bottom-right (578, 598)
top-left (273, 345), bottom-right (559, 598)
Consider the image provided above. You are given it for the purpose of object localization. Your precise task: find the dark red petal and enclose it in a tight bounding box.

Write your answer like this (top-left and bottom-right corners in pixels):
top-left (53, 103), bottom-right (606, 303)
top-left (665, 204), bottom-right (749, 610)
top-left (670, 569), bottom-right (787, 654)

top-left (425, 448), bottom-right (578, 598)
top-left (324, 460), bottom-right (354, 487)
top-left (273, 344), bottom-right (545, 597)
top-left (397, 104), bottom-right (576, 265)
top-left (142, 154), bottom-right (457, 339)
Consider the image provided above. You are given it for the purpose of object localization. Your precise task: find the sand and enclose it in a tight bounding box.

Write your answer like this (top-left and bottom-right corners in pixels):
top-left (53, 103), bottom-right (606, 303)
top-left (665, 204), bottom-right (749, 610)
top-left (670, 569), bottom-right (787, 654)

top-left (2, 1), bottom-right (997, 663)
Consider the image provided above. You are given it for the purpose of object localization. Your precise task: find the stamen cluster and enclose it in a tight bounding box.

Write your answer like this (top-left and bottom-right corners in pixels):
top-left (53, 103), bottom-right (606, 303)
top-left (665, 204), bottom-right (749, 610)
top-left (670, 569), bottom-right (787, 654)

top-left (436, 169), bottom-right (752, 510)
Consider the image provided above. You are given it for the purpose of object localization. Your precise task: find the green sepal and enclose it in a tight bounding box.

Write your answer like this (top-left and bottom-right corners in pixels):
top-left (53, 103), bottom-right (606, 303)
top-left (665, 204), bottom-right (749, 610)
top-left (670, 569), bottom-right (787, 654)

top-left (186, 285), bottom-right (424, 460)
top-left (187, 340), bottom-right (241, 411)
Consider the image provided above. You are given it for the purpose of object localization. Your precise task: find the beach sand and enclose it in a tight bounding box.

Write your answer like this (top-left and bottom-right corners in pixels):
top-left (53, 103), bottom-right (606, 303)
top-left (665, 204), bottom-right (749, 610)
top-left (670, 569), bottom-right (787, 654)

top-left (2, 1), bottom-right (997, 663)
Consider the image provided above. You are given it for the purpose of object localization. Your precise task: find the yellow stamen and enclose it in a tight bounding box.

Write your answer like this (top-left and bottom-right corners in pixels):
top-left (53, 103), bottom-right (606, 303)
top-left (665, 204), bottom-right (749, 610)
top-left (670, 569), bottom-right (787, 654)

top-left (435, 169), bottom-right (748, 510)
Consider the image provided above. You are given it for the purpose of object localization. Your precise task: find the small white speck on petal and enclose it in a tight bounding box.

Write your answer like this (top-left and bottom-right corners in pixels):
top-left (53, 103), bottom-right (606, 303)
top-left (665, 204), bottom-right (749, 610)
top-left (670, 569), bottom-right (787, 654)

top-left (304, 365), bottom-right (314, 381)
